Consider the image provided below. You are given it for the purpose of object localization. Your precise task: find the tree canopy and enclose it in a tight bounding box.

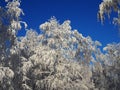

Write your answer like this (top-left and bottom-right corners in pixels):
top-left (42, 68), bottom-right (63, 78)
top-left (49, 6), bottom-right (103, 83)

top-left (0, 0), bottom-right (120, 90)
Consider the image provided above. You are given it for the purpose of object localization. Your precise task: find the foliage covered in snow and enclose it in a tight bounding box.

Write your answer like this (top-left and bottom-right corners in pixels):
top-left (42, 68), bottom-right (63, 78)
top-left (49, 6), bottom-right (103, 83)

top-left (0, 0), bottom-right (120, 90)
top-left (98, 0), bottom-right (120, 28)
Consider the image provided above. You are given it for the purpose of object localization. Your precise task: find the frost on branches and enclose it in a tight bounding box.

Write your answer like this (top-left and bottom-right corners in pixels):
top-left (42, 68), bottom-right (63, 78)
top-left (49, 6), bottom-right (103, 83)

top-left (16, 18), bottom-right (98, 90)
top-left (98, 0), bottom-right (120, 28)
top-left (0, 0), bottom-right (120, 90)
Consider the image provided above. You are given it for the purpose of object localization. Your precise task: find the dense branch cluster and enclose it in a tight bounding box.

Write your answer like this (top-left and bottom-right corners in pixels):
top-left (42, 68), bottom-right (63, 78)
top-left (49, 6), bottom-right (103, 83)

top-left (0, 0), bottom-right (120, 90)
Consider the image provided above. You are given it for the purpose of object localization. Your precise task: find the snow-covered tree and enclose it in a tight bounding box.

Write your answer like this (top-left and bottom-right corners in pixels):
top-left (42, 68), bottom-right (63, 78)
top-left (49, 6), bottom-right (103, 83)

top-left (0, 0), bottom-right (99, 89)
top-left (102, 43), bottom-right (120, 90)
top-left (16, 17), bottom-right (100, 90)
top-left (92, 43), bottom-right (120, 90)
top-left (0, 0), bottom-right (26, 89)
top-left (0, 0), bottom-right (119, 90)
top-left (98, 0), bottom-right (120, 28)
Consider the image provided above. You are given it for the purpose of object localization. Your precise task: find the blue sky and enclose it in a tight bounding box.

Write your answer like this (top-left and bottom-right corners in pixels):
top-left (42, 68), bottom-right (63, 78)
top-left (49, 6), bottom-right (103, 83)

top-left (1, 0), bottom-right (120, 47)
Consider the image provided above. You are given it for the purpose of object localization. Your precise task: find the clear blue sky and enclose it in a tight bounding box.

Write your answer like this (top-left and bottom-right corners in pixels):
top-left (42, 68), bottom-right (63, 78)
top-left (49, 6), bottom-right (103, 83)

top-left (1, 0), bottom-right (120, 47)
